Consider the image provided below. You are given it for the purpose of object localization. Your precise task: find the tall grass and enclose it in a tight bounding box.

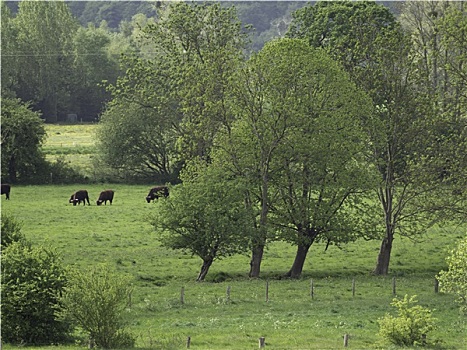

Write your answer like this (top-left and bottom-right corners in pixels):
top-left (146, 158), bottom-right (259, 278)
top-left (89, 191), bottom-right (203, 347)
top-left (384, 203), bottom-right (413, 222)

top-left (2, 124), bottom-right (465, 349)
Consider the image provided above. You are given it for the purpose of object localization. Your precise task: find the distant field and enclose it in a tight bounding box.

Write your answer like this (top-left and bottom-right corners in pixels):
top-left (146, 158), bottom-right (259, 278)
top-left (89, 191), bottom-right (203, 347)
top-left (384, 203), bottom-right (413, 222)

top-left (43, 123), bottom-right (98, 177)
top-left (2, 124), bottom-right (466, 349)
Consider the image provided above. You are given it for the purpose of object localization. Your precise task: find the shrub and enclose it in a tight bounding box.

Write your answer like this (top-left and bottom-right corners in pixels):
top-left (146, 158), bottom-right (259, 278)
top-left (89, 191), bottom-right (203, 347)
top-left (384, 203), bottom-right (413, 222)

top-left (378, 294), bottom-right (437, 347)
top-left (1, 213), bottom-right (28, 248)
top-left (1, 242), bottom-right (72, 345)
top-left (437, 236), bottom-right (467, 314)
top-left (60, 264), bottom-right (135, 349)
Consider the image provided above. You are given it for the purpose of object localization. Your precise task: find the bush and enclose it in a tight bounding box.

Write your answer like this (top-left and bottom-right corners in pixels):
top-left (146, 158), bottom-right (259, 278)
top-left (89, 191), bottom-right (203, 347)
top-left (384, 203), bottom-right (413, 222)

top-left (437, 236), bottom-right (467, 314)
top-left (378, 294), bottom-right (437, 347)
top-left (60, 264), bottom-right (135, 349)
top-left (1, 242), bottom-right (72, 345)
top-left (1, 213), bottom-right (28, 248)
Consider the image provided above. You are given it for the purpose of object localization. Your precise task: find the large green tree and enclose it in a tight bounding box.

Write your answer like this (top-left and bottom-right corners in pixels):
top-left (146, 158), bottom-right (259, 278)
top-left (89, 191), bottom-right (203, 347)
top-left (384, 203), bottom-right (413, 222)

top-left (287, 1), bottom-right (444, 275)
top-left (1, 98), bottom-right (46, 183)
top-left (151, 162), bottom-right (254, 282)
top-left (217, 38), bottom-right (377, 278)
top-left (99, 1), bottom-right (249, 180)
top-left (400, 1), bottom-right (467, 218)
top-left (1, 1), bottom-right (18, 97)
top-left (13, 0), bottom-right (78, 122)
top-left (70, 24), bottom-right (120, 121)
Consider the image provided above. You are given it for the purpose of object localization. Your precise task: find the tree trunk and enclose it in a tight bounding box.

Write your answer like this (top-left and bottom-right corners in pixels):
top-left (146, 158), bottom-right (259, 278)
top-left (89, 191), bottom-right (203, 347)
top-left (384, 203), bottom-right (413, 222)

top-left (249, 244), bottom-right (264, 278)
top-left (8, 155), bottom-right (17, 183)
top-left (373, 232), bottom-right (394, 275)
top-left (284, 242), bottom-right (312, 279)
top-left (249, 172), bottom-right (269, 278)
top-left (196, 257), bottom-right (214, 282)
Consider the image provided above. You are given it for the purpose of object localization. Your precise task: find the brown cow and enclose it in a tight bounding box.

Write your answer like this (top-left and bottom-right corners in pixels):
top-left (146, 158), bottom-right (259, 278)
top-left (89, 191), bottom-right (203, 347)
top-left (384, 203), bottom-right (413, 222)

top-left (1, 184), bottom-right (11, 200)
top-left (69, 190), bottom-right (90, 206)
top-left (146, 186), bottom-right (169, 203)
top-left (96, 190), bottom-right (114, 206)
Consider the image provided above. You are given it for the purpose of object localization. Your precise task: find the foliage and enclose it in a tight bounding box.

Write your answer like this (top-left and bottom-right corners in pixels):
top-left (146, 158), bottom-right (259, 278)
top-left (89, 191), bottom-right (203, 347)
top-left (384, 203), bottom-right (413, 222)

top-left (437, 236), bottom-right (467, 314)
top-left (69, 24), bottom-right (120, 120)
top-left (151, 162), bottom-right (254, 281)
top-left (287, 0), bottom-right (447, 276)
top-left (1, 241), bottom-right (71, 345)
top-left (1, 97), bottom-right (47, 183)
top-left (378, 294), bottom-right (437, 346)
top-left (13, 0), bottom-right (78, 122)
top-left (101, 1), bottom-right (249, 177)
top-left (97, 100), bottom-right (179, 182)
top-left (60, 264), bottom-right (135, 349)
top-left (218, 38), bottom-right (378, 278)
top-left (0, 213), bottom-right (28, 249)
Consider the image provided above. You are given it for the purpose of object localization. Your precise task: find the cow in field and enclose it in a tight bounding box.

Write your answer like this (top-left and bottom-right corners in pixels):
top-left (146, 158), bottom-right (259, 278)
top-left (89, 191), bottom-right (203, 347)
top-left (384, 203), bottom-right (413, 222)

top-left (146, 186), bottom-right (169, 203)
top-left (69, 190), bottom-right (90, 206)
top-left (96, 190), bottom-right (114, 205)
top-left (1, 184), bottom-right (11, 200)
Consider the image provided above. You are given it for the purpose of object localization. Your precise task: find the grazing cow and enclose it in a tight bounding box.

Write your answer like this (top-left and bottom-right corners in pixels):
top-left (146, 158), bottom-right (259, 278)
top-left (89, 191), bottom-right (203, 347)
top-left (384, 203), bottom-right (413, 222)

top-left (69, 190), bottom-right (90, 206)
top-left (146, 186), bottom-right (169, 203)
top-left (1, 184), bottom-right (11, 200)
top-left (96, 190), bottom-right (114, 206)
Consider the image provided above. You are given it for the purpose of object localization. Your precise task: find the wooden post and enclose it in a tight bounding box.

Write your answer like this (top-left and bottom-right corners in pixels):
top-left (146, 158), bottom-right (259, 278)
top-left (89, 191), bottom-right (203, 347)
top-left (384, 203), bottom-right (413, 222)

top-left (259, 337), bottom-right (266, 348)
top-left (226, 285), bottom-right (231, 302)
top-left (265, 280), bottom-right (269, 302)
top-left (310, 279), bottom-right (314, 300)
top-left (352, 278), bottom-right (356, 297)
top-left (392, 277), bottom-right (396, 296)
top-left (343, 334), bottom-right (349, 347)
top-left (434, 278), bottom-right (439, 293)
top-left (180, 286), bottom-right (185, 305)
top-left (186, 336), bottom-right (191, 348)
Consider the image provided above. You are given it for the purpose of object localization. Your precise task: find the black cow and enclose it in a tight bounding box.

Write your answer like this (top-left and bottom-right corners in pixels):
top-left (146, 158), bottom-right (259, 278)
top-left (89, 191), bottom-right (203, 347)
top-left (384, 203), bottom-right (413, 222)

top-left (96, 190), bottom-right (114, 205)
top-left (1, 184), bottom-right (11, 200)
top-left (146, 186), bottom-right (169, 203)
top-left (69, 190), bottom-right (90, 206)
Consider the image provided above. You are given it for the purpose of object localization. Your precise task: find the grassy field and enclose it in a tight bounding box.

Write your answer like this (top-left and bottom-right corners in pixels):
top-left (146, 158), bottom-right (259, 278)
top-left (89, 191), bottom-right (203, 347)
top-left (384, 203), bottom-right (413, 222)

top-left (1, 124), bottom-right (466, 349)
top-left (43, 123), bottom-right (98, 178)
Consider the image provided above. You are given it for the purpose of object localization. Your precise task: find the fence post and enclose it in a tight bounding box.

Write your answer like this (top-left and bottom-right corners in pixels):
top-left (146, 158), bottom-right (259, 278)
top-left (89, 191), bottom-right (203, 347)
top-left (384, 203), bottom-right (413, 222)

top-left (343, 334), bottom-right (349, 347)
top-left (186, 336), bottom-right (191, 348)
top-left (259, 336), bottom-right (266, 348)
top-left (310, 279), bottom-right (314, 300)
top-left (265, 280), bottom-right (269, 302)
top-left (434, 278), bottom-right (439, 293)
top-left (226, 285), bottom-right (231, 302)
top-left (181, 286), bottom-right (185, 305)
top-left (352, 278), bottom-right (356, 297)
top-left (392, 277), bottom-right (396, 296)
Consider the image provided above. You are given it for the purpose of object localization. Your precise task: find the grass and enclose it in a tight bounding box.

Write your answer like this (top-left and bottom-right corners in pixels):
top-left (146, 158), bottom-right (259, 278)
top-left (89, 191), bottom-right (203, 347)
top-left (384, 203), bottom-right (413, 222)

top-left (2, 184), bottom-right (465, 349)
top-left (2, 124), bottom-right (466, 349)
top-left (43, 123), bottom-right (98, 177)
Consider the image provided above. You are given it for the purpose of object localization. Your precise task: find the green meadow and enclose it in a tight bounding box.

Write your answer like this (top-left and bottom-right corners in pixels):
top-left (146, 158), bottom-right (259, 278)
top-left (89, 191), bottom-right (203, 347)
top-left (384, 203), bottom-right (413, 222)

top-left (1, 124), bottom-right (466, 349)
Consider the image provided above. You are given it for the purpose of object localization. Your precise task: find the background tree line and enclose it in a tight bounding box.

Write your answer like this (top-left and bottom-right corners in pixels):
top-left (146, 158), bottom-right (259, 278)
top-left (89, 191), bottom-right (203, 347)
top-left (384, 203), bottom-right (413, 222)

top-left (2, 0), bottom-right (403, 123)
